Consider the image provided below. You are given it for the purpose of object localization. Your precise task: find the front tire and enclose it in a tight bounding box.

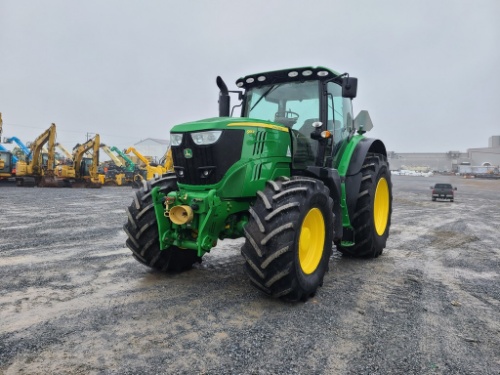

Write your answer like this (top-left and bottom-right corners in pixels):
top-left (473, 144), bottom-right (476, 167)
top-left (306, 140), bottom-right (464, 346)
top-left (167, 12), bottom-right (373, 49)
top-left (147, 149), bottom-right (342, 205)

top-left (124, 175), bottom-right (202, 272)
top-left (241, 177), bottom-right (334, 302)
top-left (337, 152), bottom-right (392, 258)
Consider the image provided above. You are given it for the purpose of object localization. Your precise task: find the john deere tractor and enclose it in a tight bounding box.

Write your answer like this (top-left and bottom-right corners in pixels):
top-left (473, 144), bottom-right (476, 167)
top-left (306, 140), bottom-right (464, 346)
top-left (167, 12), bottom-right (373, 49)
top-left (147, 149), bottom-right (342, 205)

top-left (124, 66), bottom-right (392, 301)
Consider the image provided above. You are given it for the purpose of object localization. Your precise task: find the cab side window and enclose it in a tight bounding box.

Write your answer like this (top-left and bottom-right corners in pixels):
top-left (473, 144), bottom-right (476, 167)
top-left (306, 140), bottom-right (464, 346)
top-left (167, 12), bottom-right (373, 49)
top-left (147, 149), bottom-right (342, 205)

top-left (327, 82), bottom-right (353, 145)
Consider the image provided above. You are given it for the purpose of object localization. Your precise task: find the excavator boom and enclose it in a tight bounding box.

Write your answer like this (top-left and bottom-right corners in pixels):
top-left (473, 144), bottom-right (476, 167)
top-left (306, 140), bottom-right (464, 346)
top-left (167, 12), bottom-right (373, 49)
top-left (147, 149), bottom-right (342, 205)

top-left (3, 136), bottom-right (31, 159)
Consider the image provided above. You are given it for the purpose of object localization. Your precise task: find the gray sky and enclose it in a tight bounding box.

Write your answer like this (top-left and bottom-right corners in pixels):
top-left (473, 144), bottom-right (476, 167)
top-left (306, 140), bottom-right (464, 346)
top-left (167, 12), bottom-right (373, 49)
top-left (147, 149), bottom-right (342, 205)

top-left (1, 0), bottom-right (499, 153)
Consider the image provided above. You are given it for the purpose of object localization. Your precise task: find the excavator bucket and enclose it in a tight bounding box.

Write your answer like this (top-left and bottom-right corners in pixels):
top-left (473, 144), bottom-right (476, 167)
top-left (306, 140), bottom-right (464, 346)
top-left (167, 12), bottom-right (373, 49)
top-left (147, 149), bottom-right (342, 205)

top-left (39, 175), bottom-right (60, 188)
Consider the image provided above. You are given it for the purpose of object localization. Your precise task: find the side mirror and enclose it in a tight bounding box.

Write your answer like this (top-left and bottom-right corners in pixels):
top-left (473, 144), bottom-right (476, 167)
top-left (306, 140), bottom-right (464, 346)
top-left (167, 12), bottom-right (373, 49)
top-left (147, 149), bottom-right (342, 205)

top-left (454, 187), bottom-right (457, 190)
top-left (342, 77), bottom-right (358, 98)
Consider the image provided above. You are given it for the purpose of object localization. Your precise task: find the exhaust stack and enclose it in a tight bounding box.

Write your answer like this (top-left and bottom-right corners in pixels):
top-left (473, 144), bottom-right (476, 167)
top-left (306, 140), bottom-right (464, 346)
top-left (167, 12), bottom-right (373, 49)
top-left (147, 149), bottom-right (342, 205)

top-left (216, 76), bottom-right (230, 117)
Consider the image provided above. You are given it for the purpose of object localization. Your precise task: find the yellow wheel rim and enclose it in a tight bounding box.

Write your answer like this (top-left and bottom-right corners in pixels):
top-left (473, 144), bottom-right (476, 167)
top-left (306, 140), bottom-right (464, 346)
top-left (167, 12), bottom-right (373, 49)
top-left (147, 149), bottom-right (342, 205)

top-left (299, 208), bottom-right (325, 275)
top-left (374, 177), bottom-right (390, 236)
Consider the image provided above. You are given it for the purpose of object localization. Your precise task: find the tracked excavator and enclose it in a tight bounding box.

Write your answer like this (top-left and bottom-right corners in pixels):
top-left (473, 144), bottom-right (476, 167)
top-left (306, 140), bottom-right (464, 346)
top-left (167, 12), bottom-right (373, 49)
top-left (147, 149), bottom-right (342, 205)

top-left (98, 144), bottom-right (128, 186)
top-left (72, 134), bottom-right (101, 188)
top-left (53, 142), bottom-right (76, 185)
top-left (15, 123), bottom-right (58, 187)
top-left (125, 146), bottom-right (165, 182)
top-left (0, 113), bottom-right (16, 183)
top-left (0, 144), bottom-right (17, 181)
top-left (159, 147), bottom-right (174, 173)
top-left (109, 146), bottom-right (145, 186)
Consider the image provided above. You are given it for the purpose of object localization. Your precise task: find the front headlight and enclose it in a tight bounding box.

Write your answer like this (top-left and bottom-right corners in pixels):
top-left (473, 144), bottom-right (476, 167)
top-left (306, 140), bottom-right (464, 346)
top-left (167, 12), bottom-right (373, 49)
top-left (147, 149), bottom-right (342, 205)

top-left (170, 133), bottom-right (183, 146)
top-left (191, 131), bottom-right (222, 145)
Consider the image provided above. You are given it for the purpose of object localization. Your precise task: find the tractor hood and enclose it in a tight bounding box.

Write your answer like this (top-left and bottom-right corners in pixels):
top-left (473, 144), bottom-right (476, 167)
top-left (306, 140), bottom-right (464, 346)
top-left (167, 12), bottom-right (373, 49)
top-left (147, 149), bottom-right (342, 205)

top-left (170, 117), bottom-right (289, 134)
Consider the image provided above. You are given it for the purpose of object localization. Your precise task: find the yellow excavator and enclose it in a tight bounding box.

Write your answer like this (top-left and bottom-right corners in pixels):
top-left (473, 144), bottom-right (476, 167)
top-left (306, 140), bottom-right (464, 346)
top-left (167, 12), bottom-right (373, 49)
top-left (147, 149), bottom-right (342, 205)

top-left (55, 142), bottom-right (73, 161)
top-left (125, 146), bottom-right (165, 181)
top-left (15, 123), bottom-right (58, 187)
top-left (159, 146), bottom-right (174, 173)
top-left (72, 134), bottom-right (101, 188)
top-left (54, 142), bottom-right (76, 183)
top-left (98, 144), bottom-right (127, 186)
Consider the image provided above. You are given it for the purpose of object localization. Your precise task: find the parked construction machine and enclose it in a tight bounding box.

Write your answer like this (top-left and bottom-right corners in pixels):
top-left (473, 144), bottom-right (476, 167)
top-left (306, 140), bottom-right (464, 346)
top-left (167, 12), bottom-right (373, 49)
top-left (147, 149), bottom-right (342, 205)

top-left (0, 144), bottom-right (18, 165)
top-left (3, 136), bottom-right (31, 160)
top-left (159, 147), bottom-right (174, 173)
top-left (124, 66), bottom-right (392, 301)
top-left (0, 147), bottom-right (16, 182)
top-left (125, 146), bottom-right (165, 181)
top-left (72, 134), bottom-right (101, 188)
top-left (98, 144), bottom-right (129, 186)
top-left (0, 133), bottom-right (29, 181)
top-left (15, 123), bottom-right (58, 187)
top-left (0, 113), bottom-right (15, 182)
top-left (53, 142), bottom-right (76, 184)
top-left (110, 146), bottom-right (145, 186)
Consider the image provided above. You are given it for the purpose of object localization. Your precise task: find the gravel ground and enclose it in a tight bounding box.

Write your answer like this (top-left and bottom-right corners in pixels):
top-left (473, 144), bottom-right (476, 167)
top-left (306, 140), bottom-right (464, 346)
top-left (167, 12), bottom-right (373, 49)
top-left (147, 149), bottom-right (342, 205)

top-left (0, 175), bottom-right (499, 374)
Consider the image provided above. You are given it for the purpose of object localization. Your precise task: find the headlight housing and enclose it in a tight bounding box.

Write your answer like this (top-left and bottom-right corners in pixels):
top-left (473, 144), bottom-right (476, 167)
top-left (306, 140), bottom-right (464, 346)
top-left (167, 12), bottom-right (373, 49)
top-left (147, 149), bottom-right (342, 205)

top-left (190, 131), bottom-right (222, 145)
top-left (170, 133), bottom-right (183, 146)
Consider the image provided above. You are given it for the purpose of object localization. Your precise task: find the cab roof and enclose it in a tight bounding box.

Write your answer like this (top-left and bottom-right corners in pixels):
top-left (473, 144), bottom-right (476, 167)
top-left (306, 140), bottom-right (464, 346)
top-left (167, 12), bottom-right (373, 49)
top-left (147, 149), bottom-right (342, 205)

top-left (235, 66), bottom-right (343, 89)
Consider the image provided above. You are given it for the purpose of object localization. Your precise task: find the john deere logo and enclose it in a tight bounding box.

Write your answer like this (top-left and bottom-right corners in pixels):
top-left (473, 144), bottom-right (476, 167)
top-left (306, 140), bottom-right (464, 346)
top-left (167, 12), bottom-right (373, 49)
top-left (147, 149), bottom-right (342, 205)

top-left (183, 148), bottom-right (193, 159)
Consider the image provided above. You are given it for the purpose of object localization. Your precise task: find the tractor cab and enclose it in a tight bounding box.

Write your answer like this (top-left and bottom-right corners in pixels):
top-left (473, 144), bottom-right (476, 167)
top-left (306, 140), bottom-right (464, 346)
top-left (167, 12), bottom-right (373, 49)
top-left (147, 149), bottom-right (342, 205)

top-left (233, 67), bottom-right (358, 169)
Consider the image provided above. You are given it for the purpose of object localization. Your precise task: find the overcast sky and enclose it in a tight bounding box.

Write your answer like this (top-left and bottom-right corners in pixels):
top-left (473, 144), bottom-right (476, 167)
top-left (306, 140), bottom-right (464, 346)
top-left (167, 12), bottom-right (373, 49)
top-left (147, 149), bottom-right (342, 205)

top-left (1, 0), bottom-right (499, 154)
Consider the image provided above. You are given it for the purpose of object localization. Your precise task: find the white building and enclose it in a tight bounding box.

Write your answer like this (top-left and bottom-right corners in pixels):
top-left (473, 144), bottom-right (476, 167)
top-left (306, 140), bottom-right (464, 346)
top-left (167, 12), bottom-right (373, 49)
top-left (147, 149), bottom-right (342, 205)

top-left (133, 138), bottom-right (170, 163)
top-left (388, 135), bottom-right (500, 172)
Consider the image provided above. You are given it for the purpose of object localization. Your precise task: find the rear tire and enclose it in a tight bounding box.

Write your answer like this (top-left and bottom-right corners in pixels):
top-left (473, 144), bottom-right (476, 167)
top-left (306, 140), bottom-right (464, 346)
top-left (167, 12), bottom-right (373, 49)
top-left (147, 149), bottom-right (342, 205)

top-left (337, 152), bottom-right (392, 258)
top-left (241, 177), bottom-right (334, 302)
top-left (124, 175), bottom-right (202, 272)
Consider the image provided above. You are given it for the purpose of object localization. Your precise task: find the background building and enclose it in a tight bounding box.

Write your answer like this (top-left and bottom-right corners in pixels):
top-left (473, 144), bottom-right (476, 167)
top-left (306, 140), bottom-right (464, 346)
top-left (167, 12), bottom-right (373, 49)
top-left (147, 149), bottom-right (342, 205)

top-left (388, 135), bottom-right (500, 173)
top-left (133, 138), bottom-right (170, 163)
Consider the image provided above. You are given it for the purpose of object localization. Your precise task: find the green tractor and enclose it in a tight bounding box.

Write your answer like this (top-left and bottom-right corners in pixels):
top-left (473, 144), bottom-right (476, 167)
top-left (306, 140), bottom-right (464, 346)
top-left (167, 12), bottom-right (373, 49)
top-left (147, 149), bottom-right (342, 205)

top-left (124, 66), bottom-right (392, 301)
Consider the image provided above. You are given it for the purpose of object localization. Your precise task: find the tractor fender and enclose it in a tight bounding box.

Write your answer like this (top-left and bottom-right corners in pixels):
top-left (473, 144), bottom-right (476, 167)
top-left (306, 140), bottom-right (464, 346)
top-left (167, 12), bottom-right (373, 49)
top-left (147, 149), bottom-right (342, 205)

top-left (345, 138), bottom-right (387, 222)
top-left (304, 166), bottom-right (343, 242)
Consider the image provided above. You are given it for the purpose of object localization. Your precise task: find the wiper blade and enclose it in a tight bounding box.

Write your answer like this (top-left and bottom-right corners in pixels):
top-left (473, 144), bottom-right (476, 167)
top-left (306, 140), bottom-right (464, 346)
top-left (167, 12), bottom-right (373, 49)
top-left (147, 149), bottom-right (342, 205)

top-left (250, 85), bottom-right (277, 112)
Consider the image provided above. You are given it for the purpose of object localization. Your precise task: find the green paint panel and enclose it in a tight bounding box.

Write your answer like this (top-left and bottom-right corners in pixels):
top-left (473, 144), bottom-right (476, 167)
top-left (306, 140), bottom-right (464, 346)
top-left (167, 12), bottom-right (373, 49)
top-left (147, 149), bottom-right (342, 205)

top-left (333, 134), bottom-right (365, 228)
top-left (158, 117), bottom-right (293, 256)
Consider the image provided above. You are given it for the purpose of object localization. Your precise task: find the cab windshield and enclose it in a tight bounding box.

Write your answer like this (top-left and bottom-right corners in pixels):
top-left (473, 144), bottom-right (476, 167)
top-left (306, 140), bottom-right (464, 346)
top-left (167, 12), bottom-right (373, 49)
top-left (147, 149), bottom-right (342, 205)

top-left (244, 80), bottom-right (320, 167)
top-left (245, 81), bottom-right (320, 131)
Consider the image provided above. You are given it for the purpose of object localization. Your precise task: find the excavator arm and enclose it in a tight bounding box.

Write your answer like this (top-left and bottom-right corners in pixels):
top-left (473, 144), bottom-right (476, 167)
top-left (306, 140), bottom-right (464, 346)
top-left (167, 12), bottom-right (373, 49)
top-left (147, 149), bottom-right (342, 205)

top-left (100, 144), bottom-right (123, 167)
top-left (110, 146), bottom-right (136, 172)
top-left (161, 147), bottom-right (174, 173)
top-left (55, 142), bottom-right (74, 160)
top-left (125, 147), bottom-right (150, 165)
top-left (4, 136), bottom-right (31, 158)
